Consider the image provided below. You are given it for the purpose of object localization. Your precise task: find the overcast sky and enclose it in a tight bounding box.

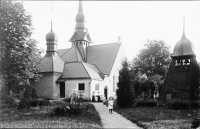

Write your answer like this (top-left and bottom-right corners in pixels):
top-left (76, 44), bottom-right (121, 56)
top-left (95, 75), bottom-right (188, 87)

top-left (23, 1), bottom-right (200, 62)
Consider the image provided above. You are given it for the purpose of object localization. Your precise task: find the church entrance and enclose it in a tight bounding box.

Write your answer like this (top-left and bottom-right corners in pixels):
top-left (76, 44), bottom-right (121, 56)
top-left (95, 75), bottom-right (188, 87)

top-left (60, 82), bottom-right (65, 98)
top-left (104, 86), bottom-right (108, 100)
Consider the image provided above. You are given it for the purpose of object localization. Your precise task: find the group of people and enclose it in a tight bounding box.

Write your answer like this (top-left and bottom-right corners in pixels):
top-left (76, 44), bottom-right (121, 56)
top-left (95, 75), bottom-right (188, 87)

top-left (92, 91), bottom-right (114, 114)
top-left (92, 92), bottom-right (103, 102)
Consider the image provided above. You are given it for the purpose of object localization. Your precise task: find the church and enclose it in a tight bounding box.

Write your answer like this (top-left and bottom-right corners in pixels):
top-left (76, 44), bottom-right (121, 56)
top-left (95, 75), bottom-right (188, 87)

top-left (30, 1), bottom-right (125, 100)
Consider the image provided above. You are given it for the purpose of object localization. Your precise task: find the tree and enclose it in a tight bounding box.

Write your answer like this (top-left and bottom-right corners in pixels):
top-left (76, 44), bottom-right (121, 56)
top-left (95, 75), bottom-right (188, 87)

top-left (116, 59), bottom-right (135, 107)
top-left (0, 0), bottom-right (42, 94)
top-left (132, 39), bottom-right (171, 78)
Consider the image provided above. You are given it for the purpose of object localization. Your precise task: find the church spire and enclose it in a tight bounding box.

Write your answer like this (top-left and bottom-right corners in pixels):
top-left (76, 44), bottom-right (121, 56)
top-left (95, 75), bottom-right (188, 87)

top-left (75, 0), bottom-right (86, 32)
top-left (183, 16), bottom-right (185, 36)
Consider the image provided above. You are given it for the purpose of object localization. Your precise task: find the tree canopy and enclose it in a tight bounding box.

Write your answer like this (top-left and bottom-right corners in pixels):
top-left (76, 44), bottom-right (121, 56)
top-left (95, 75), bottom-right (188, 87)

top-left (0, 0), bottom-right (43, 94)
top-left (116, 59), bottom-right (135, 107)
top-left (132, 39), bottom-right (171, 78)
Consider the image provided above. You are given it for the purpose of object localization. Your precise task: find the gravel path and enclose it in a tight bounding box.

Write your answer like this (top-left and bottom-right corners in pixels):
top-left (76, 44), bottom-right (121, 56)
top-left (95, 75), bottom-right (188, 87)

top-left (92, 103), bottom-right (142, 129)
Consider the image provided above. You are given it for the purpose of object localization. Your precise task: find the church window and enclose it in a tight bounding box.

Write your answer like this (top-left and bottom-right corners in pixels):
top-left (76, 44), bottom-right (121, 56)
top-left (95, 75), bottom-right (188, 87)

top-left (78, 83), bottom-right (85, 91)
top-left (182, 58), bottom-right (190, 69)
top-left (80, 41), bottom-right (82, 45)
top-left (175, 59), bottom-right (181, 70)
top-left (95, 84), bottom-right (99, 90)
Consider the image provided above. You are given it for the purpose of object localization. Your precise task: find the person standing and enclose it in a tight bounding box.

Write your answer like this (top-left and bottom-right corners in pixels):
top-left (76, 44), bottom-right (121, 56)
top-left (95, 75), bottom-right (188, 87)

top-left (92, 92), bottom-right (95, 102)
top-left (108, 97), bottom-right (114, 114)
top-left (70, 89), bottom-right (76, 106)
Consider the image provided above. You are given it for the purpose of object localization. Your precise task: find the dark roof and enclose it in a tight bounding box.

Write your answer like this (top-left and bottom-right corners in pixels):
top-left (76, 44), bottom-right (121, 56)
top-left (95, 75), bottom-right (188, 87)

top-left (86, 43), bottom-right (121, 75)
top-left (171, 33), bottom-right (195, 57)
top-left (38, 55), bottom-right (64, 73)
top-left (60, 62), bottom-right (103, 80)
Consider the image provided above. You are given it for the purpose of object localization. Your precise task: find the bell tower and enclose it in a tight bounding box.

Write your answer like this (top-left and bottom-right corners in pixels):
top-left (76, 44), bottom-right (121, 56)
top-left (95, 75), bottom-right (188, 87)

top-left (160, 18), bottom-right (199, 101)
top-left (69, 0), bottom-right (92, 62)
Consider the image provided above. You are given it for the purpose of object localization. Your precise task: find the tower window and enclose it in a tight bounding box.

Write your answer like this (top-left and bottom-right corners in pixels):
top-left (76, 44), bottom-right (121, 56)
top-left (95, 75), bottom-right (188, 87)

top-left (78, 83), bottom-right (85, 91)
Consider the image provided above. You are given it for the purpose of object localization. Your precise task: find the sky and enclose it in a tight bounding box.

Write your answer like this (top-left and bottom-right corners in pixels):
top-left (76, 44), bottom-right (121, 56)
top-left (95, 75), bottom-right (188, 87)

top-left (23, 1), bottom-right (200, 62)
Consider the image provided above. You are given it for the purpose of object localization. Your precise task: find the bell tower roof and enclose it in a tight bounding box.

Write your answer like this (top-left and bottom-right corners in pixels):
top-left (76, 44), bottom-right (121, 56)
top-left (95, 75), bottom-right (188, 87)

top-left (171, 17), bottom-right (195, 58)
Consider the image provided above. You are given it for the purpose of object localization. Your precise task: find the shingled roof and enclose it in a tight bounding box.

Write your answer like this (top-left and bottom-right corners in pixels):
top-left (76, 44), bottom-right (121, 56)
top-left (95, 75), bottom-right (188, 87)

top-left (171, 33), bottom-right (195, 57)
top-left (38, 55), bottom-right (64, 73)
top-left (58, 46), bottom-right (83, 62)
top-left (86, 43), bottom-right (121, 75)
top-left (59, 62), bottom-right (103, 80)
top-left (69, 31), bottom-right (92, 43)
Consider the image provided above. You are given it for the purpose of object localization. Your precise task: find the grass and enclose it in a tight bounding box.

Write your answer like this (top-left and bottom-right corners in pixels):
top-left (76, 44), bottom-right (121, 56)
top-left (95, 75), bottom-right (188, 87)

top-left (0, 103), bottom-right (103, 128)
top-left (114, 105), bottom-right (199, 129)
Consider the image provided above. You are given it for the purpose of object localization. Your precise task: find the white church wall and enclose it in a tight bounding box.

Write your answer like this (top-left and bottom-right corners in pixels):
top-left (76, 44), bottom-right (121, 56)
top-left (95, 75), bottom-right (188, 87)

top-left (64, 79), bottom-right (91, 99)
top-left (108, 44), bottom-right (125, 97)
top-left (52, 73), bottom-right (62, 98)
top-left (90, 79), bottom-right (104, 99)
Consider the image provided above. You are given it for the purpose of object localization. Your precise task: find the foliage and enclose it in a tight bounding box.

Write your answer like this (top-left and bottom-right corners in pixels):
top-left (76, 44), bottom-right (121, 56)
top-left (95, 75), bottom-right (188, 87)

top-left (131, 39), bottom-right (171, 78)
top-left (28, 99), bottom-right (51, 107)
top-left (136, 100), bottom-right (157, 107)
top-left (114, 106), bottom-right (198, 129)
top-left (0, 103), bottom-right (102, 128)
top-left (17, 99), bottom-right (30, 109)
top-left (50, 103), bottom-right (88, 116)
top-left (0, 0), bottom-right (43, 94)
top-left (191, 117), bottom-right (200, 128)
top-left (116, 59), bottom-right (135, 107)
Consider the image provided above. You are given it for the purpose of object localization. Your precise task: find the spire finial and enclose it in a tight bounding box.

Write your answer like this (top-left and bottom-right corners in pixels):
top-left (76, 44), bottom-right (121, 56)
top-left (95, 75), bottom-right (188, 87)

top-left (183, 16), bottom-right (185, 35)
top-left (78, 0), bottom-right (83, 13)
top-left (51, 7), bottom-right (54, 31)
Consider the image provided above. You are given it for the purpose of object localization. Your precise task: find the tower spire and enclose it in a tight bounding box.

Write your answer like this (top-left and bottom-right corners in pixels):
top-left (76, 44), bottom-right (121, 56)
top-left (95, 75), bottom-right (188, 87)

top-left (51, 7), bottom-right (54, 31)
top-left (78, 0), bottom-right (83, 13)
top-left (183, 16), bottom-right (185, 35)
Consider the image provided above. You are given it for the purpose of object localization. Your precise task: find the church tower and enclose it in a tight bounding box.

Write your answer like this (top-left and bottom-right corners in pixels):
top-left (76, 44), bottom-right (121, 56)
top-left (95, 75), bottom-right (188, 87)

top-left (160, 18), bottom-right (199, 101)
top-left (69, 1), bottom-right (92, 62)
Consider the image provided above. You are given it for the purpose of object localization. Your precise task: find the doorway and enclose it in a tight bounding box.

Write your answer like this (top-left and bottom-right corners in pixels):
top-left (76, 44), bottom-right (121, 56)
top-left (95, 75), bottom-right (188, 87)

top-left (60, 82), bottom-right (65, 98)
top-left (104, 86), bottom-right (108, 100)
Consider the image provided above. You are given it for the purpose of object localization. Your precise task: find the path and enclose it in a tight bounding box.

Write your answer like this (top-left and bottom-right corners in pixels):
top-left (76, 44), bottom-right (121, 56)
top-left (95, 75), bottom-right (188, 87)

top-left (92, 103), bottom-right (142, 129)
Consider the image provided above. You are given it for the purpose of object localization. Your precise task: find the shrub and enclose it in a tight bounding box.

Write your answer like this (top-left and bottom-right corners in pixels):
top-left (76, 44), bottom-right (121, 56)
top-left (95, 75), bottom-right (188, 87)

top-left (191, 117), bottom-right (200, 128)
top-left (136, 100), bottom-right (157, 107)
top-left (17, 99), bottom-right (30, 109)
top-left (28, 99), bottom-right (50, 107)
top-left (170, 101), bottom-right (190, 110)
top-left (50, 103), bottom-right (89, 116)
top-left (63, 98), bottom-right (70, 103)
top-left (191, 101), bottom-right (200, 109)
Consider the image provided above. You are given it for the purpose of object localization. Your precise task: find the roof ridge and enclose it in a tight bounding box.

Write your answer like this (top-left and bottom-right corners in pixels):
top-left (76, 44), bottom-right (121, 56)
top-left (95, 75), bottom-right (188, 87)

top-left (87, 42), bottom-right (121, 47)
top-left (60, 47), bottom-right (71, 58)
top-left (108, 43), bottom-right (121, 76)
top-left (81, 62), bottom-right (91, 79)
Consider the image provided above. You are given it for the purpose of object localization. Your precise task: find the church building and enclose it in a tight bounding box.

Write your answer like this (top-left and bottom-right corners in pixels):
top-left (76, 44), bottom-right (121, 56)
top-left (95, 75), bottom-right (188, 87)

top-left (30, 1), bottom-right (125, 100)
top-left (160, 19), bottom-right (199, 101)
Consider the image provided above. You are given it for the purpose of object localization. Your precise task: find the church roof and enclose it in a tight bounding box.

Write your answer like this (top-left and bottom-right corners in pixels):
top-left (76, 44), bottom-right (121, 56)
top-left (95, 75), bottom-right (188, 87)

top-left (59, 46), bottom-right (83, 62)
top-left (57, 43), bottom-right (121, 75)
top-left (171, 33), bottom-right (195, 57)
top-left (60, 62), bottom-right (103, 80)
top-left (69, 31), bottom-right (92, 43)
top-left (38, 55), bottom-right (64, 73)
top-left (86, 43), bottom-right (121, 75)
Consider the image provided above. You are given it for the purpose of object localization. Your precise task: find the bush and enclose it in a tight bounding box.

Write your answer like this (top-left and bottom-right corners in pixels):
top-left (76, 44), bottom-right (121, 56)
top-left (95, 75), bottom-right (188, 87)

top-left (136, 100), bottom-right (157, 107)
top-left (170, 101), bottom-right (190, 110)
top-left (191, 117), bottom-right (200, 128)
top-left (28, 99), bottom-right (50, 107)
top-left (191, 101), bottom-right (200, 109)
top-left (17, 99), bottom-right (30, 109)
top-left (50, 103), bottom-right (89, 116)
top-left (62, 98), bottom-right (70, 103)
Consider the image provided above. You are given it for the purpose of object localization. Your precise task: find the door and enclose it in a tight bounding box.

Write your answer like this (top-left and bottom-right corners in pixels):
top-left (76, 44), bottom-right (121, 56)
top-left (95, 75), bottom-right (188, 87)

top-left (104, 86), bottom-right (108, 100)
top-left (60, 82), bottom-right (65, 98)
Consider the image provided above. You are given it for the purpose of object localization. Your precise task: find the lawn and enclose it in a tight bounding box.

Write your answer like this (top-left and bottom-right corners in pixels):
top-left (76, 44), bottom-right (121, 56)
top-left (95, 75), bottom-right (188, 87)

top-left (0, 103), bottom-right (103, 128)
top-left (114, 106), bottom-right (199, 129)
